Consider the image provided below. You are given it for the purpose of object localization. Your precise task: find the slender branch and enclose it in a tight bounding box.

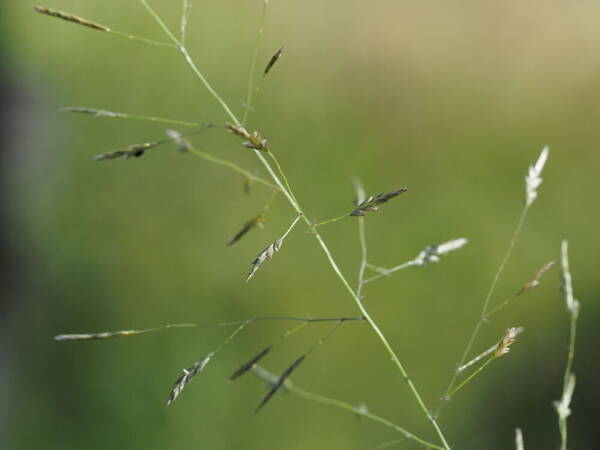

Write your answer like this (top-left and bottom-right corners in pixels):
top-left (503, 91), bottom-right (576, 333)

top-left (242, 0), bottom-right (269, 126)
top-left (363, 260), bottom-right (417, 284)
top-left (252, 366), bottom-right (445, 450)
top-left (313, 213), bottom-right (349, 228)
top-left (109, 29), bottom-right (176, 47)
top-left (61, 107), bottom-right (202, 127)
top-left (218, 316), bottom-right (364, 327)
top-left (187, 145), bottom-right (278, 190)
top-left (446, 357), bottom-right (494, 399)
top-left (440, 205), bottom-right (529, 405)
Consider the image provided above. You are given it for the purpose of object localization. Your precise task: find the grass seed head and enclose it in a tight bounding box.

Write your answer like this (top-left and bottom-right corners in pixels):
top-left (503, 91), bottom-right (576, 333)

top-left (34, 6), bottom-right (110, 31)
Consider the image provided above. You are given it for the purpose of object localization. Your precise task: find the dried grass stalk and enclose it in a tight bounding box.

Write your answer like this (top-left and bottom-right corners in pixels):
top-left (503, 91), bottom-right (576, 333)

top-left (166, 354), bottom-right (213, 406)
top-left (255, 355), bottom-right (306, 412)
top-left (229, 345), bottom-right (273, 381)
top-left (34, 6), bottom-right (109, 31)
top-left (350, 188), bottom-right (408, 216)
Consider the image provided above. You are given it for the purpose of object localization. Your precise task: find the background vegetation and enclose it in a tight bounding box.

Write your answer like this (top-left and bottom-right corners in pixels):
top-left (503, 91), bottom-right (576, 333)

top-left (2, 1), bottom-right (599, 448)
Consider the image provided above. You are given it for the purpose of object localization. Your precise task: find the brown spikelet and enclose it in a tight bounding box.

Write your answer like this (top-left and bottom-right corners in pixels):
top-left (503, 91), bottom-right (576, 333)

top-left (166, 354), bottom-right (212, 406)
top-left (227, 124), bottom-right (268, 151)
top-left (350, 188), bottom-right (408, 217)
top-left (255, 354), bottom-right (306, 412)
top-left (517, 261), bottom-right (555, 296)
top-left (229, 345), bottom-right (273, 381)
top-left (34, 6), bottom-right (110, 31)
top-left (494, 327), bottom-right (519, 358)
top-left (264, 47), bottom-right (284, 75)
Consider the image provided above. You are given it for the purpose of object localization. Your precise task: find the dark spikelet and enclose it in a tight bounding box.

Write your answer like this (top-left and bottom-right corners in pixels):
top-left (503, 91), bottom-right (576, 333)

top-left (264, 47), bottom-right (284, 75)
top-left (94, 142), bottom-right (158, 161)
top-left (229, 345), bottom-right (273, 381)
top-left (34, 6), bottom-right (110, 31)
top-left (166, 354), bottom-right (212, 406)
top-left (228, 215), bottom-right (264, 246)
top-left (350, 188), bottom-right (408, 217)
top-left (255, 354), bottom-right (306, 412)
top-left (517, 261), bottom-right (555, 296)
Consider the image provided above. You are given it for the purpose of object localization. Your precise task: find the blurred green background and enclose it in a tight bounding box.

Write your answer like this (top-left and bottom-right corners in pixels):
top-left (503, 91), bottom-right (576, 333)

top-left (2, 1), bottom-right (599, 449)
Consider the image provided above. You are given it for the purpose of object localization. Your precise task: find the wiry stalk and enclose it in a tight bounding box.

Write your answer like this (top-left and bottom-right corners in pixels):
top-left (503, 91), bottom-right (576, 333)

top-left (130, 2), bottom-right (454, 446)
top-left (252, 366), bottom-right (446, 450)
top-left (440, 205), bottom-right (529, 405)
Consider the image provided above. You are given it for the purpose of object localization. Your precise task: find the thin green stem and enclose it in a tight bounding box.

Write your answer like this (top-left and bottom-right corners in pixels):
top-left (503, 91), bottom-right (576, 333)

top-left (363, 260), bottom-right (417, 284)
top-left (187, 145), bottom-right (278, 190)
top-left (141, 5), bottom-right (451, 446)
top-left (242, 0), bottom-right (269, 126)
top-left (313, 213), bottom-right (349, 228)
top-left (279, 376), bottom-right (445, 450)
top-left (61, 107), bottom-right (203, 127)
top-left (109, 29), bottom-right (176, 48)
top-left (441, 205), bottom-right (529, 404)
top-left (446, 357), bottom-right (495, 399)
top-left (217, 316), bottom-right (364, 327)
top-left (267, 151), bottom-right (299, 205)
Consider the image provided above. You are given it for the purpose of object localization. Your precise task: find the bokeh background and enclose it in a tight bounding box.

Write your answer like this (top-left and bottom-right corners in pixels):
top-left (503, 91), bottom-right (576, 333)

top-left (2, 1), bottom-right (599, 449)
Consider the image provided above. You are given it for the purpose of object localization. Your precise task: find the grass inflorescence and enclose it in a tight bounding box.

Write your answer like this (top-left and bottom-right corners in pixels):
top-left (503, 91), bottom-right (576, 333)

top-left (38, 2), bottom-right (582, 449)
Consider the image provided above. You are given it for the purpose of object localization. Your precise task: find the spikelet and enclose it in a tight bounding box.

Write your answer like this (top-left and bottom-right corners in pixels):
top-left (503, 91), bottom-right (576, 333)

top-left (494, 327), bottom-right (520, 358)
top-left (166, 354), bottom-right (212, 406)
top-left (525, 146), bottom-right (549, 207)
top-left (264, 47), bottom-right (284, 74)
top-left (516, 261), bottom-right (555, 296)
top-left (228, 215), bottom-right (265, 246)
top-left (350, 188), bottom-right (408, 216)
top-left (94, 142), bottom-right (158, 161)
top-left (413, 238), bottom-right (468, 266)
top-left (227, 124), bottom-right (268, 151)
top-left (515, 428), bottom-right (524, 450)
top-left (34, 6), bottom-right (109, 31)
top-left (561, 240), bottom-right (580, 317)
top-left (229, 345), bottom-right (273, 381)
top-left (61, 106), bottom-right (125, 118)
top-left (255, 355), bottom-right (306, 412)
top-left (245, 214), bottom-right (302, 281)
top-left (554, 374), bottom-right (576, 420)
top-left (165, 129), bottom-right (191, 152)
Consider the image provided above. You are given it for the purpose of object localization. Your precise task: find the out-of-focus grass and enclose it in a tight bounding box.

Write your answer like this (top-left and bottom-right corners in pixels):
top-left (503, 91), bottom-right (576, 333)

top-left (3, 1), bottom-right (599, 449)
